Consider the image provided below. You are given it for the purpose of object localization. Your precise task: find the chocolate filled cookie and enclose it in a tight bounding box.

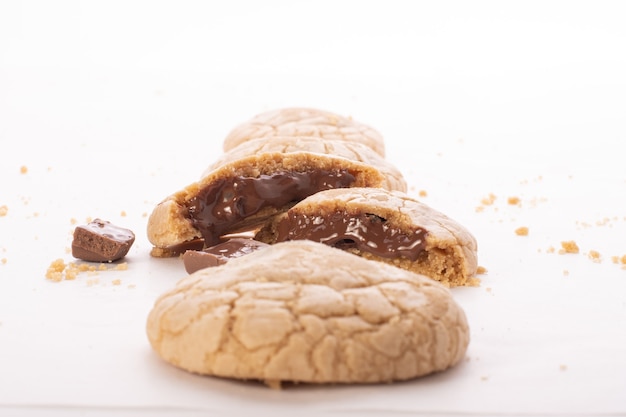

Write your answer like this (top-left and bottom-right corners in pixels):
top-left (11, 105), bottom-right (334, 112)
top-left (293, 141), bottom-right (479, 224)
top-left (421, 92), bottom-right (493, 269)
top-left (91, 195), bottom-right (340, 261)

top-left (146, 240), bottom-right (470, 386)
top-left (222, 107), bottom-right (386, 157)
top-left (255, 188), bottom-right (478, 287)
top-left (147, 137), bottom-right (405, 254)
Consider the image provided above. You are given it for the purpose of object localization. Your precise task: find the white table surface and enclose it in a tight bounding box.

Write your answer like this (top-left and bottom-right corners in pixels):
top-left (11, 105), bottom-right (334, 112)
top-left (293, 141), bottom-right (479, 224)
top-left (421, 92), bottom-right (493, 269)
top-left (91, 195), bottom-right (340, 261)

top-left (1, 1), bottom-right (625, 416)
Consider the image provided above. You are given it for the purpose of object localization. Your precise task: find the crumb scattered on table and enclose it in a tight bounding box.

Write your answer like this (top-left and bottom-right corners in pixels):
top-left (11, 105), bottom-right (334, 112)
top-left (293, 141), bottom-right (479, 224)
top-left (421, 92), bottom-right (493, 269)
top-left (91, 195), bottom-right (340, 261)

top-left (559, 241), bottom-right (580, 254)
top-left (481, 193), bottom-right (497, 206)
top-left (507, 196), bottom-right (521, 205)
top-left (515, 226), bottom-right (529, 236)
top-left (45, 259), bottom-right (129, 282)
top-left (466, 277), bottom-right (481, 287)
top-left (587, 250), bottom-right (601, 263)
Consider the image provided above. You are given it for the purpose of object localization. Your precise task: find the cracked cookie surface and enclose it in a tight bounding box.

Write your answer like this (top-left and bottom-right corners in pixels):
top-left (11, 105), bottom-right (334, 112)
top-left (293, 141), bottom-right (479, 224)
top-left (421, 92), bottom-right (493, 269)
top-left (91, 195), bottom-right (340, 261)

top-left (146, 240), bottom-right (470, 386)
top-left (222, 107), bottom-right (386, 157)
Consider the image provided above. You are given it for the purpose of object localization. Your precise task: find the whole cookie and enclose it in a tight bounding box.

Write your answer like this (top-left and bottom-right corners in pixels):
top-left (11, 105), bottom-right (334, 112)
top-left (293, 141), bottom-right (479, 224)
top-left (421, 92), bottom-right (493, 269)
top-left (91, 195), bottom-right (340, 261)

top-left (255, 187), bottom-right (478, 287)
top-left (223, 107), bottom-right (386, 157)
top-left (146, 240), bottom-right (470, 386)
top-left (147, 136), bottom-right (405, 253)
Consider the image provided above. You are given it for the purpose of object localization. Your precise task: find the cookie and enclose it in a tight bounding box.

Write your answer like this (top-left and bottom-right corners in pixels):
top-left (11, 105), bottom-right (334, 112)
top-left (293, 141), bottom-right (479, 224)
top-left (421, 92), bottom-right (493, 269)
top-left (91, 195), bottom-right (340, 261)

top-left (146, 240), bottom-right (470, 386)
top-left (222, 107), bottom-right (386, 157)
top-left (255, 188), bottom-right (478, 287)
top-left (147, 136), bottom-right (406, 254)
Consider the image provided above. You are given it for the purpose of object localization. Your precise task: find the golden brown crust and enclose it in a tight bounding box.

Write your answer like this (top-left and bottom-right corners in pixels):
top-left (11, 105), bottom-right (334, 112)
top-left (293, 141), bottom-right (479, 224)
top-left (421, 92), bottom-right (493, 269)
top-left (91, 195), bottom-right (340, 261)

top-left (255, 187), bottom-right (478, 287)
top-left (223, 107), bottom-right (386, 157)
top-left (146, 240), bottom-right (470, 385)
top-left (147, 138), bottom-right (406, 252)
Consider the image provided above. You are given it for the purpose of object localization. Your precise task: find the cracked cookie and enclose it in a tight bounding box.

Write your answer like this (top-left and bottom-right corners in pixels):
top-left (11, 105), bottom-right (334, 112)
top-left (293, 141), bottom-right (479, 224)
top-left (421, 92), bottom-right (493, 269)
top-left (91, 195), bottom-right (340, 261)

top-left (146, 240), bottom-right (470, 386)
top-left (147, 136), bottom-right (406, 254)
top-left (255, 188), bottom-right (478, 287)
top-left (222, 107), bottom-right (386, 157)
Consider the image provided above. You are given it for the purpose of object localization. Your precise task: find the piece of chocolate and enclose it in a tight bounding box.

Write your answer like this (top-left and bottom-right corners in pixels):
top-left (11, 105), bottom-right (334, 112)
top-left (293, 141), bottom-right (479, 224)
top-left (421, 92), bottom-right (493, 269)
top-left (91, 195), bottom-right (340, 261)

top-left (182, 238), bottom-right (269, 274)
top-left (71, 219), bottom-right (135, 262)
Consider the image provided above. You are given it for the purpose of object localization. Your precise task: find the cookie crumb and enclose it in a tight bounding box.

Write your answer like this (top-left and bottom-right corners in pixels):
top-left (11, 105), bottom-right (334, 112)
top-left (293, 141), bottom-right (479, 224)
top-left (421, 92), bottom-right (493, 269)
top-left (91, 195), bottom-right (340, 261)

top-left (559, 241), bottom-right (579, 254)
top-left (112, 279), bottom-right (121, 286)
top-left (20, 165), bottom-right (28, 174)
top-left (86, 278), bottom-right (100, 287)
top-left (65, 267), bottom-right (79, 280)
top-left (547, 246), bottom-right (556, 254)
top-left (515, 226), bottom-right (529, 236)
top-left (418, 190), bottom-right (428, 197)
top-left (115, 262), bottom-right (128, 271)
top-left (563, 269), bottom-right (569, 276)
top-left (0, 205), bottom-right (8, 217)
top-left (507, 196), bottom-right (521, 205)
top-left (1, 258), bottom-right (7, 265)
top-left (476, 265), bottom-right (488, 274)
top-left (466, 276), bottom-right (481, 287)
top-left (481, 193), bottom-right (497, 206)
top-left (559, 364), bottom-right (568, 371)
top-left (120, 210), bottom-right (127, 217)
top-left (45, 259), bottom-right (67, 282)
top-left (587, 250), bottom-right (601, 263)
top-left (45, 259), bottom-right (128, 282)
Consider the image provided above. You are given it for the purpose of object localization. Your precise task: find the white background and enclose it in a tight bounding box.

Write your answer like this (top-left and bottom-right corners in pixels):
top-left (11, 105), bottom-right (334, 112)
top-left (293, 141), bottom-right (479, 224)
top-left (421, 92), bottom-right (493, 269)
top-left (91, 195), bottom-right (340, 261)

top-left (1, 1), bottom-right (625, 416)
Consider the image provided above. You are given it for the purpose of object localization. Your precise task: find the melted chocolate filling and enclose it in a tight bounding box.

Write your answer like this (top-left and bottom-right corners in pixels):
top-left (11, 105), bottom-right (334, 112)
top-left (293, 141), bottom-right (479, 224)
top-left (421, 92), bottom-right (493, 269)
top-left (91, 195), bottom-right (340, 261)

top-left (186, 170), bottom-right (355, 246)
top-left (274, 212), bottom-right (427, 261)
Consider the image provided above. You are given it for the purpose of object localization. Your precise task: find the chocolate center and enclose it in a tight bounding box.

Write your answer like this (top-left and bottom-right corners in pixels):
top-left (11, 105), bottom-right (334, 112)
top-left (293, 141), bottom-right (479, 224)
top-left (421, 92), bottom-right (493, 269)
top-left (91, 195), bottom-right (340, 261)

top-left (186, 170), bottom-right (356, 246)
top-left (274, 212), bottom-right (427, 261)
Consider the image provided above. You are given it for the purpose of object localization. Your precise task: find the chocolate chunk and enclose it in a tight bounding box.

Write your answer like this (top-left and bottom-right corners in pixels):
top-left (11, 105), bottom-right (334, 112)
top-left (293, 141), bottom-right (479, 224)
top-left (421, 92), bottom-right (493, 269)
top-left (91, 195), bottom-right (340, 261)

top-left (182, 238), bottom-right (269, 274)
top-left (71, 219), bottom-right (135, 262)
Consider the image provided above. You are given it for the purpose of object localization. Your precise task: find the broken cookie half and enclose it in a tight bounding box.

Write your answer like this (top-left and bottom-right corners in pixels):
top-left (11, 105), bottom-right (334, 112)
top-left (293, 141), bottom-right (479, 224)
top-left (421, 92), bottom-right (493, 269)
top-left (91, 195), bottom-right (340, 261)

top-left (147, 136), bottom-right (406, 255)
top-left (146, 240), bottom-right (470, 386)
top-left (255, 187), bottom-right (478, 287)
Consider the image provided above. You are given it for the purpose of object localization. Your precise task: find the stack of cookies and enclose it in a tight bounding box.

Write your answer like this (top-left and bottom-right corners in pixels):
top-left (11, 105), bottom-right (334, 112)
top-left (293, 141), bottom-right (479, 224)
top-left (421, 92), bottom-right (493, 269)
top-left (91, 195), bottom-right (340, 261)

top-left (146, 107), bottom-right (477, 387)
